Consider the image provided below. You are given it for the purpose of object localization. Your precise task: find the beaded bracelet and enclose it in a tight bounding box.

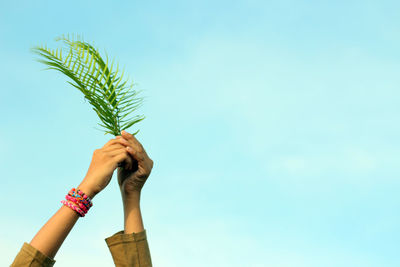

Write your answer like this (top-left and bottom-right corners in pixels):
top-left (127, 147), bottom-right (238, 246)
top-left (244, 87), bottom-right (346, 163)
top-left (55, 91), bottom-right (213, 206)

top-left (68, 190), bottom-right (92, 210)
top-left (61, 200), bottom-right (85, 217)
top-left (62, 187), bottom-right (93, 217)
top-left (68, 188), bottom-right (93, 209)
top-left (65, 195), bottom-right (89, 213)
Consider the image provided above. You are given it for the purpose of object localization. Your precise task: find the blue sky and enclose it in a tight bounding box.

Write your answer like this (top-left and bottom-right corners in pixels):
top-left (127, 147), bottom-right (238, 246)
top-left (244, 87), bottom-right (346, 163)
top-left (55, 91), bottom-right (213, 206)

top-left (1, 0), bottom-right (400, 266)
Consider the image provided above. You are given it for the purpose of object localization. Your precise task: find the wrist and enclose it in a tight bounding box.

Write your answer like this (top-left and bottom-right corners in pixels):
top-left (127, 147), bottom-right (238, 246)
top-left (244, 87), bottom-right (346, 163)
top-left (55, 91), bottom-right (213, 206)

top-left (122, 190), bottom-right (141, 207)
top-left (77, 181), bottom-right (97, 199)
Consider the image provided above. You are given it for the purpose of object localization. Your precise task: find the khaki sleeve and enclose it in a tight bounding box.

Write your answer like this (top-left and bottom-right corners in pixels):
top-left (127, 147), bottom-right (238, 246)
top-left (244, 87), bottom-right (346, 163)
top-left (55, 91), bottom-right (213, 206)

top-left (105, 229), bottom-right (152, 267)
top-left (10, 242), bottom-right (56, 267)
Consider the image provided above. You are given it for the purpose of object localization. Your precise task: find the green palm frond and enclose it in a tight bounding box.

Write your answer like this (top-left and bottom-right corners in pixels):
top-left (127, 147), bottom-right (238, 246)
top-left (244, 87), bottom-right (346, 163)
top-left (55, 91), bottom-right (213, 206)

top-left (31, 33), bottom-right (145, 136)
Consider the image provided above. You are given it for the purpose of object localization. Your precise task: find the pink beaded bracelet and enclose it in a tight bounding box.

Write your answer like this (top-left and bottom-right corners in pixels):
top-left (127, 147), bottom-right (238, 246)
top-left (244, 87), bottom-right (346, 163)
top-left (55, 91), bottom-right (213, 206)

top-left (68, 188), bottom-right (93, 209)
top-left (65, 195), bottom-right (89, 213)
top-left (67, 193), bottom-right (90, 209)
top-left (61, 200), bottom-right (85, 217)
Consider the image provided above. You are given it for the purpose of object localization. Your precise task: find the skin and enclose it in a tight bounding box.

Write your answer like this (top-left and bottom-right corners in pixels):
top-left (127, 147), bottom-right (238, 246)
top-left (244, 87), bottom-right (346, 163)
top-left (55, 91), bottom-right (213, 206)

top-left (29, 130), bottom-right (153, 259)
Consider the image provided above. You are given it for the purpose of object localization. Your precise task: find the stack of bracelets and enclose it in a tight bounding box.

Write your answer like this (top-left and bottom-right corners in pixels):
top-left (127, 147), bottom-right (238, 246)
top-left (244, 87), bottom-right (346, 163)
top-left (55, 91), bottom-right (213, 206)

top-left (60, 188), bottom-right (93, 217)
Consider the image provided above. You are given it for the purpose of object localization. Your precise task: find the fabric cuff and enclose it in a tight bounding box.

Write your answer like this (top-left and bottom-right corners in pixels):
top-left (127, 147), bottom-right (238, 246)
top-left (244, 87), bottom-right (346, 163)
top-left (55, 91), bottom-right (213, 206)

top-left (105, 229), bottom-right (147, 247)
top-left (21, 242), bottom-right (56, 266)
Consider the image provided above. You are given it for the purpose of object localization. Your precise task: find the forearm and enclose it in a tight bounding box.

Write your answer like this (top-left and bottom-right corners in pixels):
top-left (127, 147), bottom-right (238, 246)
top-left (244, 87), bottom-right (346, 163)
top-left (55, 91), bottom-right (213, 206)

top-left (104, 191), bottom-right (153, 266)
top-left (29, 205), bottom-right (79, 259)
top-left (122, 191), bottom-right (144, 234)
top-left (29, 182), bottom-right (96, 259)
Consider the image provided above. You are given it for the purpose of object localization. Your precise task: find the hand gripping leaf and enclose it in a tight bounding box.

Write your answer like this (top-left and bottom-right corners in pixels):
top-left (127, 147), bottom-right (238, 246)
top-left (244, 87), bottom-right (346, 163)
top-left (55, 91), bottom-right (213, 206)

top-left (31, 34), bottom-right (145, 136)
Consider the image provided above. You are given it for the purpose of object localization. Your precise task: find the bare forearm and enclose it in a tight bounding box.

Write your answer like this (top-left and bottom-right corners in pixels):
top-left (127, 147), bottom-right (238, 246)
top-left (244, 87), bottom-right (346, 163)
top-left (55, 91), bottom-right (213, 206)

top-left (29, 205), bottom-right (79, 259)
top-left (123, 191), bottom-right (144, 234)
top-left (29, 183), bottom-right (96, 259)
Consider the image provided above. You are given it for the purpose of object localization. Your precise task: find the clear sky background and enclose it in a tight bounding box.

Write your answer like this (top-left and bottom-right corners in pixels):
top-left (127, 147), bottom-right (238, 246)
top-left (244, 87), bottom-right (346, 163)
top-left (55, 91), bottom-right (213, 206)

top-left (1, 0), bottom-right (399, 266)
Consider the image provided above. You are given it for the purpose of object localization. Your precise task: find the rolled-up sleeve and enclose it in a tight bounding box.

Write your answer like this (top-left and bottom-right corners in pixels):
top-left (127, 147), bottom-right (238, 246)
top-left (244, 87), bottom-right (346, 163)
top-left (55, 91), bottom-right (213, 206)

top-left (105, 229), bottom-right (152, 267)
top-left (10, 242), bottom-right (56, 267)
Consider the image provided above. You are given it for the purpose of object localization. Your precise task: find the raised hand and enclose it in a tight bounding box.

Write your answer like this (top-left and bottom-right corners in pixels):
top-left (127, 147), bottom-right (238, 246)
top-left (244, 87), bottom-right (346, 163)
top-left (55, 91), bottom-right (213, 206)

top-left (115, 130), bottom-right (154, 195)
top-left (80, 137), bottom-right (133, 197)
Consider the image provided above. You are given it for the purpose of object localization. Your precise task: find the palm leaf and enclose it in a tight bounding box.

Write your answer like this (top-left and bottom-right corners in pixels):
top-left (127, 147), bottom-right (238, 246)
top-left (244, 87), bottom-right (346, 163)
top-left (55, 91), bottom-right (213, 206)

top-left (31, 33), bottom-right (145, 136)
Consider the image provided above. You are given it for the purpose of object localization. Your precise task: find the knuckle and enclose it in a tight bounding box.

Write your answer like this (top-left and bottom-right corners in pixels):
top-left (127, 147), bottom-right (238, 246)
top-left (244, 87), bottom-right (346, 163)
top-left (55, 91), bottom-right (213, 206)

top-left (102, 151), bottom-right (111, 158)
top-left (119, 139), bottom-right (129, 145)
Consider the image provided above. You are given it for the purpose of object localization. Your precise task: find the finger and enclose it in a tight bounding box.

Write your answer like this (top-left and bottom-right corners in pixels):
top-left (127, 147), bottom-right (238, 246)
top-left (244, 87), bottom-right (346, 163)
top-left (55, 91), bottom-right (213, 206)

top-left (115, 135), bottom-right (135, 149)
top-left (104, 137), bottom-right (136, 150)
top-left (102, 138), bottom-right (122, 149)
top-left (120, 131), bottom-right (152, 167)
top-left (121, 130), bottom-right (145, 152)
top-left (114, 137), bottom-right (131, 147)
top-left (126, 146), bottom-right (146, 163)
top-left (104, 141), bottom-right (133, 157)
top-left (121, 131), bottom-right (152, 162)
top-left (107, 147), bottom-right (129, 157)
top-left (103, 142), bottom-right (126, 153)
top-left (117, 134), bottom-right (142, 157)
top-left (104, 139), bottom-right (135, 166)
top-left (113, 152), bottom-right (130, 167)
top-left (107, 145), bottom-right (134, 168)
